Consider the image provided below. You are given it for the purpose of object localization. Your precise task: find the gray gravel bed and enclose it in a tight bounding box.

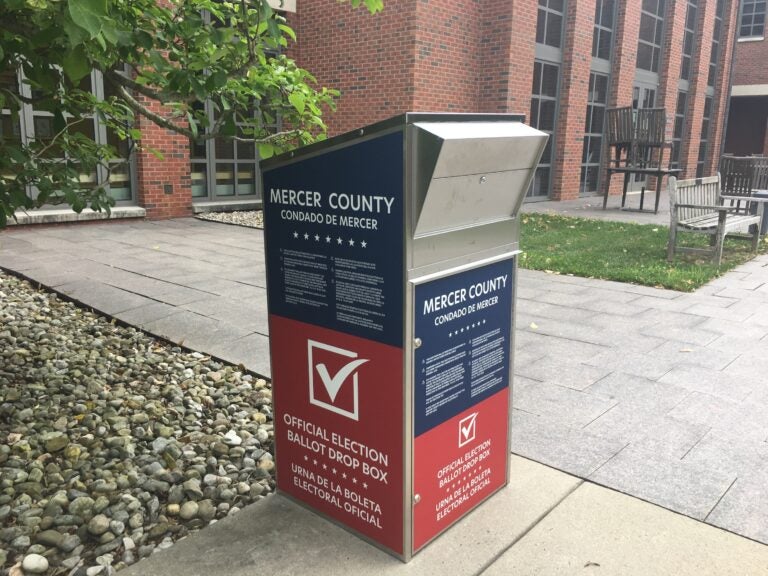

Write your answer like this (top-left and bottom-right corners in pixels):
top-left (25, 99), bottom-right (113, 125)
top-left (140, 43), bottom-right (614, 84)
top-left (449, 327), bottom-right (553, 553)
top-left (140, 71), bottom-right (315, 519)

top-left (0, 270), bottom-right (274, 575)
top-left (195, 211), bottom-right (263, 229)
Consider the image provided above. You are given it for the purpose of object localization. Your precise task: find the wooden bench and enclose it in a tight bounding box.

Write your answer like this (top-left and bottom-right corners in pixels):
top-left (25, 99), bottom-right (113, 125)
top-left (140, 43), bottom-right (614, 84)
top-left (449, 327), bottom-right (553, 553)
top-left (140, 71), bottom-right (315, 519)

top-left (667, 174), bottom-right (763, 266)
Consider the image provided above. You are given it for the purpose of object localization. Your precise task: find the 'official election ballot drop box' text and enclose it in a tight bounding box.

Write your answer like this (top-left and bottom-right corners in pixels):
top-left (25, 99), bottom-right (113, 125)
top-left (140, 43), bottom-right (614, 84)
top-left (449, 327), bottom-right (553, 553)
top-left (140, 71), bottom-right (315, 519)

top-left (262, 113), bottom-right (547, 561)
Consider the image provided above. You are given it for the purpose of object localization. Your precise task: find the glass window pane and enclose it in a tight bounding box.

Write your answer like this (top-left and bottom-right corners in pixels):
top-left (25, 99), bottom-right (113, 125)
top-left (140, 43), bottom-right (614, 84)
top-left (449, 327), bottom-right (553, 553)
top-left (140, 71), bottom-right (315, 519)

top-left (190, 138), bottom-right (206, 160)
top-left (546, 13), bottom-right (562, 47)
top-left (636, 43), bottom-right (653, 70)
top-left (237, 139), bottom-right (255, 160)
top-left (539, 100), bottom-right (556, 131)
top-left (536, 11), bottom-right (546, 44)
top-left (592, 107), bottom-right (605, 134)
top-left (530, 100), bottom-right (539, 127)
top-left (215, 137), bottom-right (234, 159)
top-left (533, 61), bottom-right (542, 95)
top-left (639, 14), bottom-right (655, 42)
top-left (108, 162), bottom-right (131, 201)
top-left (541, 64), bottom-right (559, 97)
top-left (215, 163), bottom-right (235, 196)
top-left (237, 166), bottom-right (256, 196)
top-left (597, 30), bottom-right (612, 60)
top-left (602, 0), bottom-right (615, 26)
top-left (191, 163), bottom-right (207, 198)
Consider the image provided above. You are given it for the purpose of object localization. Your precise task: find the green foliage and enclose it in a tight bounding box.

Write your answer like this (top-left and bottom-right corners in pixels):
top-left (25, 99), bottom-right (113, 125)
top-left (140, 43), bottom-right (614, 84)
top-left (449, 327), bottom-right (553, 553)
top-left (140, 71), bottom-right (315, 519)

top-left (0, 0), bottom-right (382, 225)
top-left (520, 213), bottom-right (767, 292)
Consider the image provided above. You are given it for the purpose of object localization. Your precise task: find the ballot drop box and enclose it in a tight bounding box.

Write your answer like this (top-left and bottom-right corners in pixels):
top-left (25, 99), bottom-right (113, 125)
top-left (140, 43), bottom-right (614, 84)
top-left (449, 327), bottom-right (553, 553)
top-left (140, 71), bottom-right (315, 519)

top-left (262, 113), bottom-right (548, 561)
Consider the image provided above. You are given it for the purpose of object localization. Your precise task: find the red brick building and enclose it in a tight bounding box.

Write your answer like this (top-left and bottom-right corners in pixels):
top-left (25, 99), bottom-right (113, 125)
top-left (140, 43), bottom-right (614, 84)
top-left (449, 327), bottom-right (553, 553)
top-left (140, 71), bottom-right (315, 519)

top-left (5, 0), bottom-right (742, 224)
top-left (724, 0), bottom-right (768, 156)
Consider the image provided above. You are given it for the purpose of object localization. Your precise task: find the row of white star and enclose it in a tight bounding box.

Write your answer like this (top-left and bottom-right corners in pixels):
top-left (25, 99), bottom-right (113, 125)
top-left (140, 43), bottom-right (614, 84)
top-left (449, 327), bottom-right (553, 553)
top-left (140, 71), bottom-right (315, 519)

top-left (447, 319), bottom-right (488, 337)
top-left (292, 231), bottom-right (368, 248)
top-left (444, 464), bottom-right (485, 493)
top-left (303, 454), bottom-right (370, 489)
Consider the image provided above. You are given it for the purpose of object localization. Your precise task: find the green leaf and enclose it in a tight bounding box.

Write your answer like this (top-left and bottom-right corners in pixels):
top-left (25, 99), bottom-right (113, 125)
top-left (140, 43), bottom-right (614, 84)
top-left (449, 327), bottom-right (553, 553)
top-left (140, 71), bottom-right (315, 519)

top-left (187, 111), bottom-right (198, 138)
top-left (258, 143), bottom-right (274, 159)
top-left (63, 46), bottom-right (90, 82)
top-left (288, 91), bottom-right (305, 115)
top-left (68, 0), bottom-right (108, 38)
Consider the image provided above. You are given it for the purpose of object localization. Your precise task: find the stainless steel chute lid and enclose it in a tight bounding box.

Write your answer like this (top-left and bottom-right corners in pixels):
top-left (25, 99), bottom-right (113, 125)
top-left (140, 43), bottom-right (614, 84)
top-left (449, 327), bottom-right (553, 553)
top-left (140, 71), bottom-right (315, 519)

top-left (412, 121), bottom-right (548, 238)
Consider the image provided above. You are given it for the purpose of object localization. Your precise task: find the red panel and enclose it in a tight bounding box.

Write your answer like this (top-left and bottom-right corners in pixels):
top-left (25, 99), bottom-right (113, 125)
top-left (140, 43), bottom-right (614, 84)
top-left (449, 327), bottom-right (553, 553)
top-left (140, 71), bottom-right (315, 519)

top-left (413, 387), bottom-right (509, 551)
top-left (271, 315), bottom-right (404, 555)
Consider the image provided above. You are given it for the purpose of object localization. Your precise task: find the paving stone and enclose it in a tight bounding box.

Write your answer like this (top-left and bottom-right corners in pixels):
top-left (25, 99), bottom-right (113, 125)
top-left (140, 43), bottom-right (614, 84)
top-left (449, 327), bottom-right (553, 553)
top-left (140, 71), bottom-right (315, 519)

top-left (682, 430), bottom-right (768, 477)
top-left (182, 297), bottom-right (269, 335)
top-left (683, 303), bottom-right (754, 322)
top-left (658, 365), bottom-right (755, 402)
top-left (644, 341), bottom-right (738, 372)
top-left (629, 417), bottom-right (710, 460)
top-left (511, 409), bottom-right (626, 478)
top-left (514, 381), bottom-right (617, 428)
top-left (639, 324), bottom-right (720, 346)
top-left (515, 356), bottom-right (610, 391)
top-left (707, 467), bottom-right (768, 543)
top-left (585, 372), bottom-right (690, 414)
top-left (517, 331), bottom-right (607, 363)
top-left (666, 391), bottom-right (741, 430)
top-left (205, 332), bottom-right (272, 378)
top-left (589, 444), bottom-right (736, 520)
top-left (143, 311), bottom-right (252, 350)
top-left (56, 280), bottom-right (156, 315)
top-left (516, 298), bottom-right (596, 322)
top-left (583, 349), bottom-right (675, 380)
top-left (115, 302), bottom-right (180, 327)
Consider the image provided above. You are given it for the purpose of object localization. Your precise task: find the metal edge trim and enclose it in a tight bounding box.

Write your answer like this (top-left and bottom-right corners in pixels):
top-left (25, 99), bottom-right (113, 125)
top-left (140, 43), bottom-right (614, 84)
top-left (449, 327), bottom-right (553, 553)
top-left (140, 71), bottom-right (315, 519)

top-left (261, 113), bottom-right (526, 171)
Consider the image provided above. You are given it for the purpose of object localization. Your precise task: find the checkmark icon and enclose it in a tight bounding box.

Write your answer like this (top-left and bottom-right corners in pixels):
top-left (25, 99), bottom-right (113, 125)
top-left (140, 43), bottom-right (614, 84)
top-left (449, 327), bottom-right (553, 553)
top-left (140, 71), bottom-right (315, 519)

top-left (458, 412), bottom-right (478, 447)
top-left (315, 359), bottom-right (369, 402)
top-left (307, 339), bottom-right (369, 421)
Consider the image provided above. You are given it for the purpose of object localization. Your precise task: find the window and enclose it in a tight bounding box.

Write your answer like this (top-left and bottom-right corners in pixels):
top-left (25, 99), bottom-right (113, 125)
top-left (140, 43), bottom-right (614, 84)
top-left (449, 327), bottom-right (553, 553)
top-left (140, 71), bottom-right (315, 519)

top-left (1, 69), bottom-right (134, 205)
top-left (709, 0), bottom-right (725, 87)
top-left (580, 73), bottom-right (608, 194)
top-left (636, 0), bottom-right (666, 72)
top-left (681, 1), bottom-right (698, 81)
top-left (190, 101), bottom-right (272, 201)
top-left (670, 91), bottom-right (687, 170)
top-left (740, 0), bottom-right (766, 38)
top-left (696, 96), bottom-right (713, 178)
top-left (592, 0), bottom-right (616, 60)
top-left (537, 0), bottom-right (565, 49)
top-left (529, 61), bottom-right (560, 198)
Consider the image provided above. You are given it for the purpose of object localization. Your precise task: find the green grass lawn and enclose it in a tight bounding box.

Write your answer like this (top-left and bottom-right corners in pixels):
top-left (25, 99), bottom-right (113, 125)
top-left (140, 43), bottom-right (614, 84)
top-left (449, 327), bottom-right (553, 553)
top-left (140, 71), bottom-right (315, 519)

top-left (519, 213), bottom-right (767, 292)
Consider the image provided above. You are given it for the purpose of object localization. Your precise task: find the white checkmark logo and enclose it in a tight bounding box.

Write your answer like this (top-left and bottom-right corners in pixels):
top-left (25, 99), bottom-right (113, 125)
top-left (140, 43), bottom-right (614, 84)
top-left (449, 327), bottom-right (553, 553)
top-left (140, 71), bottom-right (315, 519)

top-left (315, 359), bottom-right (369, 402)
top-left (458, 412), bottom-right (478, 447)
top-left (307, 339), bottom-right (369, 421)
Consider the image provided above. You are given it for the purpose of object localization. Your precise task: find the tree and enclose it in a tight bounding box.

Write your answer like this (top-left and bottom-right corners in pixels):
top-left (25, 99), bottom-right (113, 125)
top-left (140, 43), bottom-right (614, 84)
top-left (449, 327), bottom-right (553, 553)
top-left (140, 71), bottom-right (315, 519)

top-left (0, 0), bottom-right (383, 226)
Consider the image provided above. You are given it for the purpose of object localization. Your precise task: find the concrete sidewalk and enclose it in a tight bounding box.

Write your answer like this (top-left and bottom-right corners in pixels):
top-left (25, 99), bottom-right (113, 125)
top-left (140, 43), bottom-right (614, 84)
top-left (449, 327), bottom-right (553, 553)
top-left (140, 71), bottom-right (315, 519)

top-left (3, 213), bottom-right (768, 573)
top-left (122, 456), bottom-right (768, 576)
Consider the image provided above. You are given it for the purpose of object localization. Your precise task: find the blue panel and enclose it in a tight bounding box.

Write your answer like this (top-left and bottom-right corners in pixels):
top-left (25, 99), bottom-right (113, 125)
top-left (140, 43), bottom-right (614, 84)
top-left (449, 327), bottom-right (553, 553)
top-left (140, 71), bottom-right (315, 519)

top-left (263, 131), bottom-right (404, 348)
top-left (414, 258), bottom-right (514, 436)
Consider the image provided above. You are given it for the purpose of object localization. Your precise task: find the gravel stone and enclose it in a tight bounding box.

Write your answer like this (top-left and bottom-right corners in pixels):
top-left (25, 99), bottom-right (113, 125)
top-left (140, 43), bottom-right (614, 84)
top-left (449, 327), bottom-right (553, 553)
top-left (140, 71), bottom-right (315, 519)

top-left (88, 514), bottom-right (111, 536)
top-left (0, 271), bottom-right (276, 573)
top-left (22, 553), bottom-right (49, 574)
top-left (196, 210), bottom-right (263, 228)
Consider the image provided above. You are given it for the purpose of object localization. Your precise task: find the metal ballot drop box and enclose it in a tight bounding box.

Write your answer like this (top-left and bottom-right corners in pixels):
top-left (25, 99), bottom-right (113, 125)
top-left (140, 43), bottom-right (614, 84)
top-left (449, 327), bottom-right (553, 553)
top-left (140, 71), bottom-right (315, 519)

top-left (262, 113), bottom-right (548, 561)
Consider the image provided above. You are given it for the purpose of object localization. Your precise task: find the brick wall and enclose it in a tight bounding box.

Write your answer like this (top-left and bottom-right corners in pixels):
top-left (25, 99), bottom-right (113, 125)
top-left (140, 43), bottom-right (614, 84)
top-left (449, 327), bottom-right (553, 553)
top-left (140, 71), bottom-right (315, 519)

top-left (291, 0), bottom-right (418, 136)
top-left (134, 92), bottom-right (193, 220)
top-left (126, 0), bottom-right (742, 217)
top-left (733, 37), bottom-right (768, 86)
top-left (707, 0), bottom-right (739, 176)
top-left (602, 0), bottom-right (641, 196)
top-left (412, 0), bottom-right (482, 112)
top-left (550, 0), bottom-right (594, 201)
